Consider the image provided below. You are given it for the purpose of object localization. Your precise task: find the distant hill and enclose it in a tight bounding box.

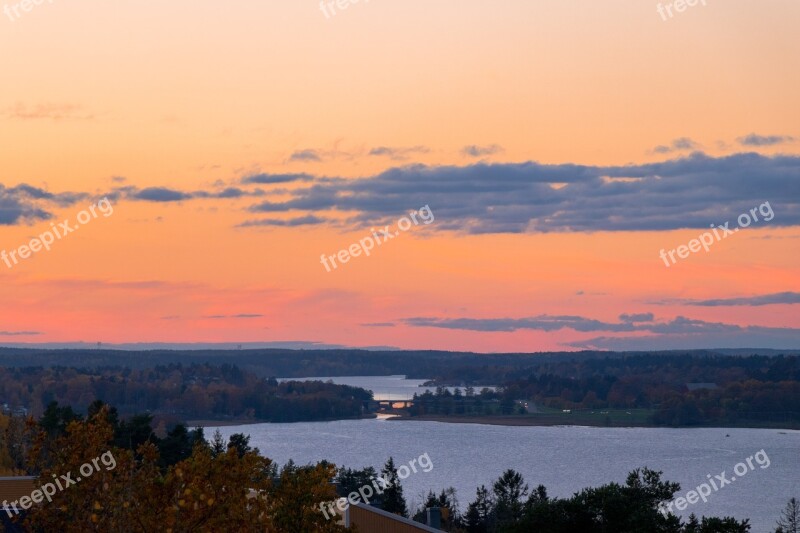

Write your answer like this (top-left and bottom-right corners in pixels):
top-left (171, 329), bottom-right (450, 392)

top-left (0, 346), bottom-right (796, 379)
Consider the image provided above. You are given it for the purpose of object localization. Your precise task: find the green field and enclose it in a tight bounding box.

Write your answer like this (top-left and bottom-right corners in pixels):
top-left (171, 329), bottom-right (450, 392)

top-left (527, 406), bottom-right (654, 426)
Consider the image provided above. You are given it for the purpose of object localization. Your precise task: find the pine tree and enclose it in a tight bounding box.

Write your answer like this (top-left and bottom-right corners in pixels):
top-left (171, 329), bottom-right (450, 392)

top-left (210, 429), bottom-right (226, 457)
top-left (380, 457), bottom-right (408, 517)
top-left (465, 485), bottom-right (494, 533)
top-left (777, 497), bottom-right (800, 533)
top-left (493, 469), bottom-right (529, 527)
top-left (685, 513), bottom-right (700, 532)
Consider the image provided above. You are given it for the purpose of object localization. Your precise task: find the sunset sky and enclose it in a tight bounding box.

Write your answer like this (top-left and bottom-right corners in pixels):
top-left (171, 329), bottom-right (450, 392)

top-left (1, 0), bottom-right (798, 352)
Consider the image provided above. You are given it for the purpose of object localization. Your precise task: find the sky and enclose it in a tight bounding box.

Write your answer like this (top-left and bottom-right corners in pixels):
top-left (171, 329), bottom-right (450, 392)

top-left (1, 0), bottom-right (799, 352)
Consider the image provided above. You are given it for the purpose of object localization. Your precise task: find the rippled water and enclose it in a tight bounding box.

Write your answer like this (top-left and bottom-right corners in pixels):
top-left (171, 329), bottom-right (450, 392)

top-left (208, 419), bottom-right (800, 532)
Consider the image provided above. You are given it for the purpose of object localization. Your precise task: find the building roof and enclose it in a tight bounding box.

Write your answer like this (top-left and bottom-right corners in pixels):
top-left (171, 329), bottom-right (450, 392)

top-left (0, 477), bottom-right (36, 506)
top-left (345, 502), bottom-right (440, 532)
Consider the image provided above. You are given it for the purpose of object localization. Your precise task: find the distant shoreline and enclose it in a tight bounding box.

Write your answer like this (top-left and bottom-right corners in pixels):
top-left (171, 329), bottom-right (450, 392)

top-left (186, 413), bottom-right (800, 430)
top-left (189, 414), bottom-right (378, 427)
top-left (388, 415), bottom-right (645, 427)
top-left (387, 414), bottom-right (800, 430)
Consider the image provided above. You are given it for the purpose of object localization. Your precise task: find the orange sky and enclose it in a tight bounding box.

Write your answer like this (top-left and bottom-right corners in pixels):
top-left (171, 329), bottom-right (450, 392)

top-left (1, 0), bottom-right (799, 351)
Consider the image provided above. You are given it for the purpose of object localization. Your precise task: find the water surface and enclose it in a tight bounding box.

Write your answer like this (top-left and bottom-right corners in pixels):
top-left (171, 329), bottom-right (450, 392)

top-left (208, 419), bottom-right (799, 532)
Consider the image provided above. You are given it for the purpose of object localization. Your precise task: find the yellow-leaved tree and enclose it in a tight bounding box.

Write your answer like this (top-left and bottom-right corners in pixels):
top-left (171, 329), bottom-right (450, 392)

top-left (20, 406), bottom-right (349, 532)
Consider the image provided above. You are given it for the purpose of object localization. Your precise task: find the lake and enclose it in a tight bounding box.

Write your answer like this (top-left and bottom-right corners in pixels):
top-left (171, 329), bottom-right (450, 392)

top-left (208, 419), bottom-right (799, 532)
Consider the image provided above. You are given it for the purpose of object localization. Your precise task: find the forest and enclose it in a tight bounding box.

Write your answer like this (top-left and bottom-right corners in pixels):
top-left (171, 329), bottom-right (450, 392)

top-left (406, 354), bottom-right (800, 427)
top-left (1, 347), bottom-right (794, 380)
top-left (0, 364), bottom-right (372, 422)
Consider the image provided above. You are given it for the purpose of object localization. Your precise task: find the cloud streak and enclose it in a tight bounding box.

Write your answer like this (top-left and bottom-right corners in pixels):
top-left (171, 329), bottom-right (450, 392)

top-left (237, 215), bottom-right (327, 227)
top-left (403, 314), bottom-right (743, 334)
top-left (0, 183), bottom-right (88, 225)
top-left (461, 144), bottom-right (503, 157)
top-left (289, 149), bottom-right (323, 162)
top-left (737, 133), bottom-right (795, 146)
top-left (369, 146), bottom-right (430, 161)
top-left (404, 313), bottom-right (800, 350)
top-left (244, 152), bottom-right (800, 233)
top-left (652, 138), bottom-right (699, 154)
top-left (657, 292), bottom-right (800, 307)
top-left (4, 152), bottom-right (799, 234)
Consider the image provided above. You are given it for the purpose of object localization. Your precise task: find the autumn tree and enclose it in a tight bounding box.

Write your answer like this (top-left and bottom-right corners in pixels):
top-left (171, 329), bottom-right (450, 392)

top-left (21, 404), bottom-right (348, 532)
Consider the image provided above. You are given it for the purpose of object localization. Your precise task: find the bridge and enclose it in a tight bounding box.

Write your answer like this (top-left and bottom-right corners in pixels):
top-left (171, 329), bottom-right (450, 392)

top-left (364, 399), bottom-right (415, 412)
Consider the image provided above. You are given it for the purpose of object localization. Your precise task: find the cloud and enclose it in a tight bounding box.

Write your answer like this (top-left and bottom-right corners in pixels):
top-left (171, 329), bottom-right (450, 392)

top-left (0, 183), bottom-right (89, 225)
top-left (203, 314), bottom-right (264, 319)
top-left (289, 149), bottom-right (322, 162)
top-left (405, 314), bottom-right (747, 335)
top-left (403, 315), bottom-right (639, 333)
top-left (462, 144), bottom-right (503, 157)
top-left (241, 173), bottom-right (313, 185)
top-left (652, 137), bottom-right (700, 154)
top-left (569, 326), bottom-right (800, 351)
top-left (237, 215), bottom-right (327, 227)
top-left (192, 187), bottom-right (268, 199)
top-left (132, 187), bottom-right (193, 202)
top-left (5, 151), bottom-right (799, 233)
top-left (0, 195), bottom-right (51, 225)
top-left (737, 133), bottom-right (795, 147)
top-left (0, 331), bottom-right (42, 336)
top-left (369, 146), bottom-right (431, 161)
top-left (405, 312), bottom-right (800, 350)
top-left (3, 103), bottom-right (94, 121)
top-left (619, 312), bottom-right (654, 323)
top-left (210, 187), bottom-right (248, 199)
top-left (245, 152), bottom-right (800, 233)
top-left (657, 292), bottom-right (800, 307)
top-left (113, 185), bottom-right (266, 203)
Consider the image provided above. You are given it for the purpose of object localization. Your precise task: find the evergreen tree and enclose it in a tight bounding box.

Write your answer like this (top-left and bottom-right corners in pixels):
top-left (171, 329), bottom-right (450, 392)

top-left (157, 424), bottom-right (193, 468)
top-left (777, 497), bottom-right (800, 533)
top-left (466, 485), bottom-right (494, 533)
top-left (493, 469), bottom-right (528, 528)
top-left (227, 432), bottom-right (253, 457)
top-left (685, 513), bottom-right (701, 532)
top-left (210, 429), bottom-right (226, 457)
top-left (380, 457), bottom-right (408, 517)
top-left (414, 488), bottom-right (462, 530)
top-left (336, 466), bottom-right (380, 505)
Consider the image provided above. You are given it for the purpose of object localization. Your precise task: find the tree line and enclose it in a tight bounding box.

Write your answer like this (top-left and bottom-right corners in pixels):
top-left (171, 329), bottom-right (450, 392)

top-left (0, 364), bottom-right (372, 422)
top-left (408, 355), bottom-right (800, 427)
top-left (335, 459), bottom-right (800, 532)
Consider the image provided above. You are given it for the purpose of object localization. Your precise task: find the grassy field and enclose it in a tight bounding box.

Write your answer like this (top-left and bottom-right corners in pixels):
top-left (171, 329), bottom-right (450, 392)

top-left (396, 406), bottom-right (800, 429)
top-left (530, 406), bottom-right (654, 426)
